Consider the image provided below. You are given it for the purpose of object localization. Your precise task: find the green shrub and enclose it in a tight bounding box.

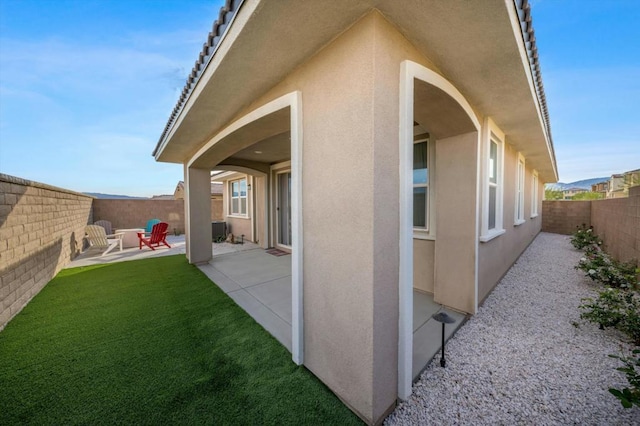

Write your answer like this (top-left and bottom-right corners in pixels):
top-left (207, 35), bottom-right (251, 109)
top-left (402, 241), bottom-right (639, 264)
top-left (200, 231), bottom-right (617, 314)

top-left (570, 224), bottom-right (601, 250)
top-left (576, 250), bottom-right (638, 290)
top-left (580, 288), bottom-right (640, 345)
top-left (609, 350), bottom-right (640, 408)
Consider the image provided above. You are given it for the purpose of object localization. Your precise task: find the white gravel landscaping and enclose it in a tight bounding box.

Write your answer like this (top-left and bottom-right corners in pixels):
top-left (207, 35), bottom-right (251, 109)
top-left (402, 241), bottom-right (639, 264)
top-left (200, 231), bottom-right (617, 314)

top-left (386, 232), bottom-right (639, 425)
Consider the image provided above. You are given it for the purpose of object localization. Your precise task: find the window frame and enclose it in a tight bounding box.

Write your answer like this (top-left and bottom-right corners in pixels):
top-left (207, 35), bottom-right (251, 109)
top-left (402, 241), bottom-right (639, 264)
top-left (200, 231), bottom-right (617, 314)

top-left (514, 153), bottom-right (526, 226)
top-left (480, 118), bottom-right (505, 242)
top-left (531, 170), bottom-right (539, 218)
top-left (412, 136), bottom-right (435, 239)
top-left (229, 178), bottom-right (248, 217)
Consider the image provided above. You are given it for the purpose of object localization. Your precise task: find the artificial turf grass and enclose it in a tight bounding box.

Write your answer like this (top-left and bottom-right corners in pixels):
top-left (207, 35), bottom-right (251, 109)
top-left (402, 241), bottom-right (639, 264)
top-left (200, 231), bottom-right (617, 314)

top-left (0, 255), bottom-right (362, 425)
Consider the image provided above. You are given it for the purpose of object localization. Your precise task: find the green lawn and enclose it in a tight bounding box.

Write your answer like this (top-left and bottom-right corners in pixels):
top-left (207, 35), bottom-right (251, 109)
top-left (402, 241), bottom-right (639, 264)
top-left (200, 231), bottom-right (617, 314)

top-left (0, 255), bottom-right (362, 425)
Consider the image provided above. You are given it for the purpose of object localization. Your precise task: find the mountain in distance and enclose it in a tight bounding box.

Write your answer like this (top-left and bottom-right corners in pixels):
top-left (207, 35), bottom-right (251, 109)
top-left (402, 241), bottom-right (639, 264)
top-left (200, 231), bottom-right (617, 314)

top-left (545, 177), bottom-right (608, 191)
top-left (84, 192), bottom-right (146, 199)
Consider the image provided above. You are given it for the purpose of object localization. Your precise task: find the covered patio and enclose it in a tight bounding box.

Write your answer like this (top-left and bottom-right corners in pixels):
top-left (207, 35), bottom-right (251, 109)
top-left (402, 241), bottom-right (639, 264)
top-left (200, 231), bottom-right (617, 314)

top-left (198, 247), bottom-right (465, 380)
top-left (68, 234), bottom-right (465, 378)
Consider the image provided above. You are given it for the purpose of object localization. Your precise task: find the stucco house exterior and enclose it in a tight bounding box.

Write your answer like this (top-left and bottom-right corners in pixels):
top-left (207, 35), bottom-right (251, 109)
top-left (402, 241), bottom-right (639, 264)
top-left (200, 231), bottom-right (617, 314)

top-left (562, 187), bottom-right (588, 200)
top-left (607, 169), bottom-right (640, 198)
top-left (153, 0), bottom-right (557, 423)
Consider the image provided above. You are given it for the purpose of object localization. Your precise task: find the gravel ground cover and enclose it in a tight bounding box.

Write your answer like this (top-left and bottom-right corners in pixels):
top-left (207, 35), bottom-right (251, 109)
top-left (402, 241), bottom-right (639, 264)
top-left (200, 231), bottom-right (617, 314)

top-left (386, 232), bottom-right (638, 425)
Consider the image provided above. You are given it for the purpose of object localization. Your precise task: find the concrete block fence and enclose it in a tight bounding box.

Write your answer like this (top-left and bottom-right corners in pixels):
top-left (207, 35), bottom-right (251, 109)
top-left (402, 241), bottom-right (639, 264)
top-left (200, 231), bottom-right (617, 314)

top-left (0, 173), bottom-right (203, 330)
top-left (591, 186), bottom-right (640, 264)
top-left (541, 200), bottom-right (591, 235)
top-left (0, 174), bottom-right (93, 329)
top-left (92, 199), bottom-right (185, 235)
top-left (542, 185), bottom-right (640, 263)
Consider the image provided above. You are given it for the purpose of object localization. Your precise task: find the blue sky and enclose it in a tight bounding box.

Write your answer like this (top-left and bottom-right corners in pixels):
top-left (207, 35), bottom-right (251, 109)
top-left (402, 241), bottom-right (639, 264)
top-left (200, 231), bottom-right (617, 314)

top-left (0, 1), bottom-right (638, 196)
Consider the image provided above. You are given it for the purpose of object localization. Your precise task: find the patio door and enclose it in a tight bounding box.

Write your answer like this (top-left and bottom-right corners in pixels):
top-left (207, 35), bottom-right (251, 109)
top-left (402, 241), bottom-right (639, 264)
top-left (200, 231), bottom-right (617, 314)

top-left (276, 171), bottom-right (292, 249)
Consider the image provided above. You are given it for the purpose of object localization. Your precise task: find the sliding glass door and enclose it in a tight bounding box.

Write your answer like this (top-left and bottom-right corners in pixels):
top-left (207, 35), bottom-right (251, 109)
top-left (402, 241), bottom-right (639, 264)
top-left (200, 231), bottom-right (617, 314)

top-left (276, 171), bottom-right (292, 248)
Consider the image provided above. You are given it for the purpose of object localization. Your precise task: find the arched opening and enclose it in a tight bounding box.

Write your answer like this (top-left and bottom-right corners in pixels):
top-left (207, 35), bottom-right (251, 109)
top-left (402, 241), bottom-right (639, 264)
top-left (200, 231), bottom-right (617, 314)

top-left (185, 92), bottom-right (304, 365)
top-left (399, 61), bottom-right (480, 399)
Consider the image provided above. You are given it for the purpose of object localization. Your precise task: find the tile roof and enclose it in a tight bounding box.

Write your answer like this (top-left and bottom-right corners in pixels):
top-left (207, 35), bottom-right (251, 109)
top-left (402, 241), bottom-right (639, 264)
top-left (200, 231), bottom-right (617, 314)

top-left (154, 0), bottom-right (243, 156)
top-left (514, 0), bottom-right (556, 166)
top-left (156, 0), bottom-right (556, 169)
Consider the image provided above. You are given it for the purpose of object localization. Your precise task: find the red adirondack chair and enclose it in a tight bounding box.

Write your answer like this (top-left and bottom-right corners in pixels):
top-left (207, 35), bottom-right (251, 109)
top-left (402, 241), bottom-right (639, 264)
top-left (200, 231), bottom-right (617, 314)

top-left (137, 222), bottom-right (171, 250)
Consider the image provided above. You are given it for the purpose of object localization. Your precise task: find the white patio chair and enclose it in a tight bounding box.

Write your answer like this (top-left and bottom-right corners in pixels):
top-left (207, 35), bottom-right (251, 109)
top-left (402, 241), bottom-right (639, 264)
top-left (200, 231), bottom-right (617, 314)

top-left (85, 225), bottom-right (124, 256)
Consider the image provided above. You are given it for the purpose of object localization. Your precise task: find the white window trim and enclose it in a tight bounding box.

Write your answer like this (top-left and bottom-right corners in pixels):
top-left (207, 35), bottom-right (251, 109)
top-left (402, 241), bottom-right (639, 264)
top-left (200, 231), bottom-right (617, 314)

top-left (229, 177), bottom-right (249, 218)
top-left (480, 118), bottom-right (505, 242)
top-left (412, 137), bottom-right (436, 240)
top-left (530, 170), bottom-right (539, 218)
top-left (514, 153), bottom-right (526, 226)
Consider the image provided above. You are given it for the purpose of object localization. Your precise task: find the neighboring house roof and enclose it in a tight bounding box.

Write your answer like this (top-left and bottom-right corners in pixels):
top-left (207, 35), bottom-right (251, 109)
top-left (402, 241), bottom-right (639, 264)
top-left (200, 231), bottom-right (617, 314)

top-left (151, 194), bottom-right (175, 200)
top-left (174, 180), bottom-right (223, 196)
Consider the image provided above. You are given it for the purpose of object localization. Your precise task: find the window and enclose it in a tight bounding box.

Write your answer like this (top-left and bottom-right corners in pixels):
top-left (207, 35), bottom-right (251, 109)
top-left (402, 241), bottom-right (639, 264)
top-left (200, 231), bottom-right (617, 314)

top-left (230, 178), bottom-right (247, 216)
top-left (515, 153), bottom-right (525, 225)
top-left (531, 170), bottom-right (539, 217)
top-left (413, 139), bottom-right (429, 231)
top-left (488, 139), bottom-right (499, 230)
top-left (480, 120), bottom-right (505, 242)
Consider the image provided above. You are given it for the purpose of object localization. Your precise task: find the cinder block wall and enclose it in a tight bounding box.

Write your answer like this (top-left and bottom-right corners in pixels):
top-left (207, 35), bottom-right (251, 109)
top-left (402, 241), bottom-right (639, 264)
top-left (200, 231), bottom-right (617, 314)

top-left (92, 199), bottom-right (185, 234)
top-left (541, 200), bottom-right (591, 234)
top-left (0, 174), bottom-right (93, 330)
top-left (212, 198), bottom-right (223, 221)
top-left (591, 186), bottom-right (640, 263)
top-left (542, 186), bottom-right (640, 263)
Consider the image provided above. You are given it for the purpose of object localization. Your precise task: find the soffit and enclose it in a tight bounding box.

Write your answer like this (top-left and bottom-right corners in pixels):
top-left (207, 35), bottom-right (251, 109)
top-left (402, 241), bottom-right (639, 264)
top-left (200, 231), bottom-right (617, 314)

top-left (155, 0), bottom-right (556, 180)
top-left (227, 131), bottom-right (291, 165)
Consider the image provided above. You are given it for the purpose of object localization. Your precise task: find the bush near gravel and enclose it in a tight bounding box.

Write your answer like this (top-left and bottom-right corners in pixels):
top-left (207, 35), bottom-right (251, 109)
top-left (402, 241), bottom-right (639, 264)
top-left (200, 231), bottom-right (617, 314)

top-left (570, 224), bottom-right (601, 250)
top-left (580, 288), bottom-right (640, 344)
top-left (572, 226), bottom-right (640, 409)
top-left (608, 350), bottom-right (640, 408)
top-left (576, 249), bottom-right (638, 290)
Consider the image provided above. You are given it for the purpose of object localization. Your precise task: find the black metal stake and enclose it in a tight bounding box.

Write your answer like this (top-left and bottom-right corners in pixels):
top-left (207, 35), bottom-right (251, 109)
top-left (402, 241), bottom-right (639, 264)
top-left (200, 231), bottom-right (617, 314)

top-left (440, 322), bottom-right (446, 367)
top-left (432, 311), bottom-right (456, 368)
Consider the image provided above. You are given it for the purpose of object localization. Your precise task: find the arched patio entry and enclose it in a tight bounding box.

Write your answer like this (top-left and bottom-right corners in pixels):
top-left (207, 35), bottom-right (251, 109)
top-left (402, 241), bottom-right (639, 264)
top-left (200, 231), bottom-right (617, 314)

top-left (398, 61), bottom-right (481, 399)
top-left (184, 92), bottom-right (304, 365)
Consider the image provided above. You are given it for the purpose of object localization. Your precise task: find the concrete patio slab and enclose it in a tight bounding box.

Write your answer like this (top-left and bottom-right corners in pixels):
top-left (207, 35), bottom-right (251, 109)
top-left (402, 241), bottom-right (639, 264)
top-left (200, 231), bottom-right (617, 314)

top-left (210, 250), bottom-right (291, 288)
top-left (226, 286), bottom-right (292, 351)
top-left (66, 235), bottom-right (186, 268)
top-left (197, 263), bottom-right (242, 293)
top-left (199, 249), bottom-right (293, 351)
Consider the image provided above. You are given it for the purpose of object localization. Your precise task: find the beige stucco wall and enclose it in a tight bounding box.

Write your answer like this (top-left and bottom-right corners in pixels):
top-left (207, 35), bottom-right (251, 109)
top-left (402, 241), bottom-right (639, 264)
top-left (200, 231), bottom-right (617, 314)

top-left (229, 13), bottom-right (435, 422)
top-left (253, 176), bottom-right (266, 247)
top-left (0, 174), bottom-right (93, 330)
top-left (182, 9), bottom-right (548, 424)
top-left (433, 132), bottom-right (479, 313)
top-left (204, 11), bottom-right (483, 423)
top-left (220, 173), bottom-right (255, 242)
top-left (477, 142), bottom-right (542, 304)
top-left (226, 217), bottom-right (251, 241)
top-left (413, 239), bottom-right (435, 293)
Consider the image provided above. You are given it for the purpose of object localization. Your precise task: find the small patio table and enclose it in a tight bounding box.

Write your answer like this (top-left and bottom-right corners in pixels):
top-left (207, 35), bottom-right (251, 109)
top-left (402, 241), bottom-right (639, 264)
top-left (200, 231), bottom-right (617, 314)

top-left (115, 228), bottom-right (145, 248)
